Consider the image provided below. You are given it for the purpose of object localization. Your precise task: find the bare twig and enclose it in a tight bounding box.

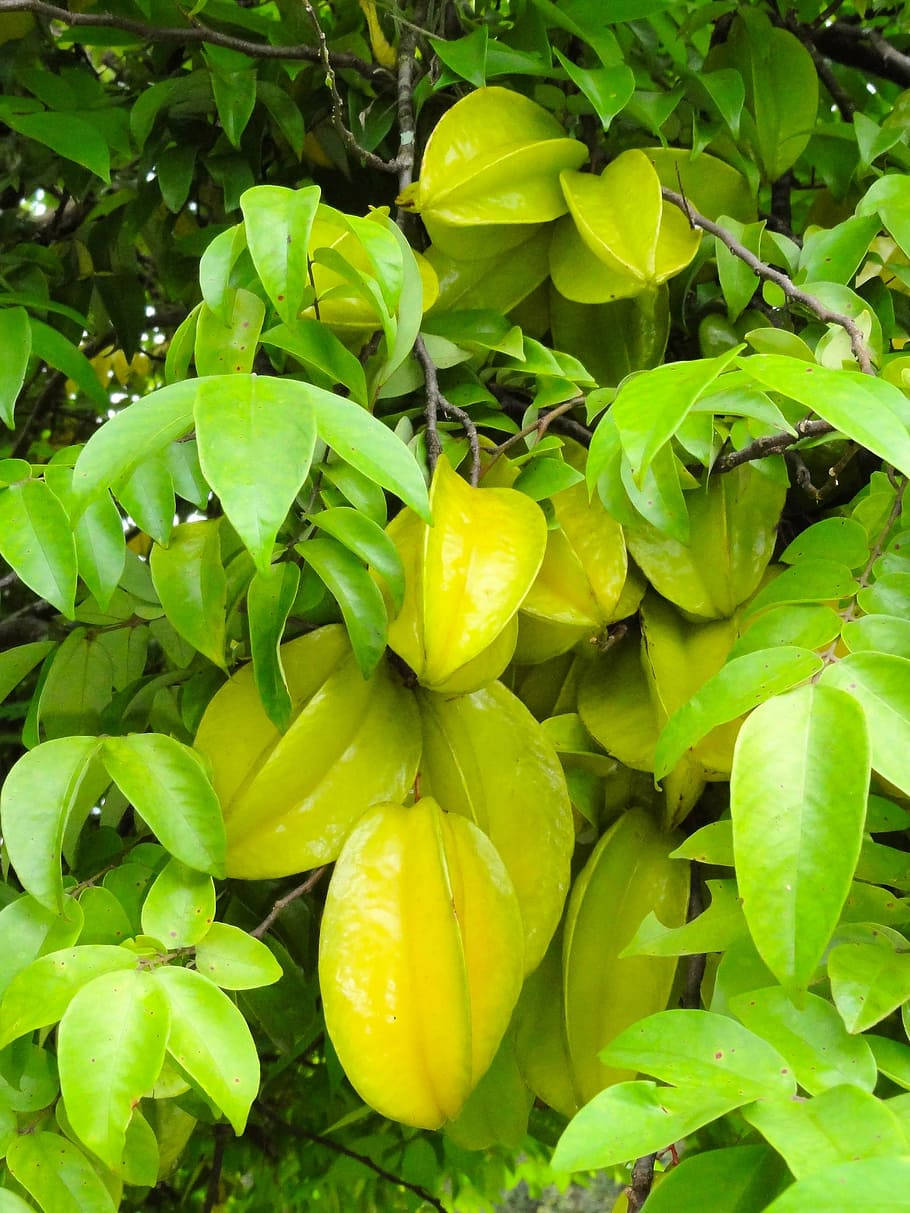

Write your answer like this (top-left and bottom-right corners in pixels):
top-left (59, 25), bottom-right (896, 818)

top-left (414, 335), bottom-right (480, 484)
top-left (801, 32), bottom-right (855, 121)
top-left (661, 187), bottom-right (875, 375)
top-left (302, 0), bottom-right (398, 173)
top-left (261, 1110), bottom-right (446, 1212)
top-left (627, 1154), bottom-right (656, 1212)
top-left (713, 418), bottom-right (834, 473)
top-left (251, 868), bottom-right (326, 939)
top-left (681, 871), bottom-right (706, 1011)
top-left (480, 396), bottom-right (584, 477)
top-left (0, 0), bottom-right (387, 79)
top-left (395, 1), bottom-right (427, 199)
top-left (492, 385), bottom-right (593, 447)
top-left (812, 21), bottom-right (910, 88)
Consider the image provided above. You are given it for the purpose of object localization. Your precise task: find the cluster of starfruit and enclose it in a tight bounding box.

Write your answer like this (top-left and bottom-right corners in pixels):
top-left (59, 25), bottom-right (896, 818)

top-left (192, 448), bottom-right (786, 1137)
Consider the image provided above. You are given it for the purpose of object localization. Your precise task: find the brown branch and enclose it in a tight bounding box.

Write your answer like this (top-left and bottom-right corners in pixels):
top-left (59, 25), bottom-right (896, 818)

top-left (627, 1154), bottom-right (656, 1213)
top-left (681, 871), bottom-right (706, 1011)
top-left (0, 0), bottom-right (387, 80)
top-left (801, 31), bottom-right (855, 121)
top-left (713, 417), bottom-right (834, 473)
top-left (492, 386), bottom-right (593, 448)
top-left (301, 0), bottom-right (398, 173)
top-left (812, 21), bottom-right (910, 88)
top-left (480, 396), bottom-right (584, 477)
top-left (261, 1110), bottom-right (446, 1212)
top-left (395, 1), bottom-right (426, 199)
top-left (203, 1126), bottom-right (228, 1213)
top-left (414, 335), bottom-right (480, 485)
top-left (251, 868), bottom-right (326, 939)
top-left (661, 187), bottom-right (875, 375)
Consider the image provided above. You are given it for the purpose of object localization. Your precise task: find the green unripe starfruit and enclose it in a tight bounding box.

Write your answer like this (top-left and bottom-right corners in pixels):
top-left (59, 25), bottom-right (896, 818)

top-left (563, 807), bottom-right (689, 1104)
top-left (193, 626), bottom-right (420, 878)
top-left (514, 930), bottom-right (578, 1119)
top-left (445, 1027), bottom-right (533, 1151)
top-left (418, 681), bottom-right (574, 973)
top-left (625, 464), bottom-right (786, 620)
top-left (549, 150), bottom-right (701, 305)
top-left (318, 797), bottom-right (524, 1129)
top-left (398, 86), bottom-right (587, 234)
top-left (386, 456), bottom-right (547, 691)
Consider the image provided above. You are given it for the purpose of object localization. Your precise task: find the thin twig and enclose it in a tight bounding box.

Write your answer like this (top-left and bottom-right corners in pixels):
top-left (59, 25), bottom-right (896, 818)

top-left (302, 0), bottom-right (398, 173)
top-left (414, 335), bottom-right (480, 485)
top-left (713, 418), bottom-right (834, 473)
top-left (261, 1110), bottom-right (446, 1212)
top-left (251, 868), bottom-right (326, 939)
top-left (681, 871), bottom-right (706, 1011)
top-left (627, 1154), bottom-right (656, 1213)
top-left (801, 33), bottom-right (855, 121)
top-left (661, 187), bottom-right (875, 375)
top-left (203, 1127), bottom-right (228, 1213)
top-left (0, 0), bottom-right (387, 79)
top-left (481, 397), bottom-right (584, 477)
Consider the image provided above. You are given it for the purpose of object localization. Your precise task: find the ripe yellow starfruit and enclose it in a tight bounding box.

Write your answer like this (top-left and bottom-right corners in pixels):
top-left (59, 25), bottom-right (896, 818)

top-left (397, 86), bottom-right (587, 237)
top-left (386, 456), bottom-right (547, 691)
top-left (521, 440), bottom-right (646, 648)
top-left (563, 807), bottom-right (689, 1104)
top-left (318, 797), bottom-right (524, 1129)
top-left (549, 151), bottom-right (701, 305)
top-left (417, 681), bottom-right (574, 973)
top-left (625, 464), bottom-right (786, 620)
top-left (193, 626), bottom-right (421, 878)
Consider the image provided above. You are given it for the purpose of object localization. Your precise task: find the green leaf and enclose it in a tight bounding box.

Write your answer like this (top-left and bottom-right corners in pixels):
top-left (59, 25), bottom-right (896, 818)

top-left (300, 536), bottom-right (387, 678)
top-left (823, 653), bottom-right (910, 798)
top-left (0, 307), bottom-right (30, 428)
top-left (858, 573), bottom-right (910, 617)
top-left (28, 318), bottom-right (108, 410)
top-left (101, 733), bottom-right (226, 877)
top-left (194, 376), bottom-right (317, 572)
top-left (0, 641), bottom-right (55, 705)
top-left (140, 858), bottom-right (215, 947)
top-left (0, 1190), bottom-right (37, 1213)
top-left (0, 946), bottom-right (138, 1049)
top-left (199, 226), bottom-right (246, 322)
top-left (117, 451), bottom-right (175, 545)
top-left (157, 143), bottom-right (196, 213)
top-left (6, 1132), bottom-right (116, 1213)
top-left (310, 507), bottom-right (404, 611)
top-left (195, 923), bottom-right (282, 990)
top-left (842, 615), bottom-right (910, 661)
top-left (780, 517), bottom-right (869, 569)
top-left (512, 457), bottom-right (585, 501)
top-left (0, 737), bottom-right (105, 911)
top-left (0, 896), bottom-right (83, 998)
top-left (744, 1085), bottom-right (907, 1180)
top-left (429, 26), bottom-right (488, 87)
top-left (208, 62), bottom-right (256, 149)
top-left (240, 185), bottom-right (319, 325)
top-left (150, 520), bottom-right (227, 667)
top-left (623, 879), bottom-right (745, 958)
top-left (762, 1157), bottom-right (910, 1213)
top-left (797, 215), bottom-right (881, 287)
top-left (744, 559), bottom-right (858, 615)
top-left (58, 968), bottom-right (169, 1168)
top-left (3, 109), bottom-right (110, 180)
top-left (151, 965), bottom-right (259, 1133)
top-left (730, 604), bottom-right (841, 659)
top-left (0, 480), bottom-right (77, 617)
top-left (551, 1081), bottom-right (742, 1172)
top-left (730, 684), bottom-right (870, 991)
top-left (311, 388), bottom-right (430, 522)
top-left (715, 217), bottom-right (764, 322)
top-left (194, 290), bottom-right (265, 376)
top-left (729, 987), bottom-right (877, 1094)
top-left (555, 52), bottom-right (634, 130)
top-left (247, 562), bottom-right (300, 732)
top-left (857, 173), bottom-right (910, 260)
top-left (829, 939), bottom-right (910, 1032)
top-left (372, 215), bottom-right (425, 393)
top-left (639, 1145), bottom-right (789, 1213)
top-left (261, 320), bottom-right (368, 406)
top-left (71, 379), bottom-right (198, 512)
top-left (740, 356), bottom-right (910, 478)
top-left (601, 1009), bottom-right (796, 1101)
top-left (654, 646), bottom-right (822, 779)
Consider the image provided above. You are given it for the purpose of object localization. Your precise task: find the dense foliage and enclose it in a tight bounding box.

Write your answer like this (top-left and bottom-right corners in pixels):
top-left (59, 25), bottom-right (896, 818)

top-left (3, 0), bottom-right (910, 1209)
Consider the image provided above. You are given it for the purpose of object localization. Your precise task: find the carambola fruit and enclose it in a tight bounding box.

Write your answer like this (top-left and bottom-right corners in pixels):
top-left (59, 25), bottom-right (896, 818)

top-left (193, 625), bottom-right (421, 878)
top-left (386, 456), bottom-right (547, 691)
top-left (318, 797), bottom-right (524, 1129)
top-left (418, 681), bottom-right (574, 973)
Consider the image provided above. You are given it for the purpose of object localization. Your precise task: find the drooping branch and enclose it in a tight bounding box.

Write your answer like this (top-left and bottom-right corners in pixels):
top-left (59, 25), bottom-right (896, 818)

top-left (260, 1110), bottom-right (446, 1213)
top-left (0, 0), bottom-right (388, 81)
top-left (812, 20), bottom-right (910, 88)
top-left (481, 396), bottom-right (585, 476)
top-left (251, 868), bottom-right (326, 939)
top-left (414, 335), bottom-right (481, 485)
top-left (301, 0), bottom-right (399, 173)
top-left (661, 187), bottom-right (875, 375)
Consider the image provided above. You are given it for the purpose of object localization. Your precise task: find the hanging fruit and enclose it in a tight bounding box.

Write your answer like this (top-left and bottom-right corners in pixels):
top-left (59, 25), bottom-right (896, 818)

top-left (385, 456), bottom-right (547, 691)
top-left (318, 797), bottom-right (524, 1129)
top-left (193, 626), bottom-right (421, 878)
